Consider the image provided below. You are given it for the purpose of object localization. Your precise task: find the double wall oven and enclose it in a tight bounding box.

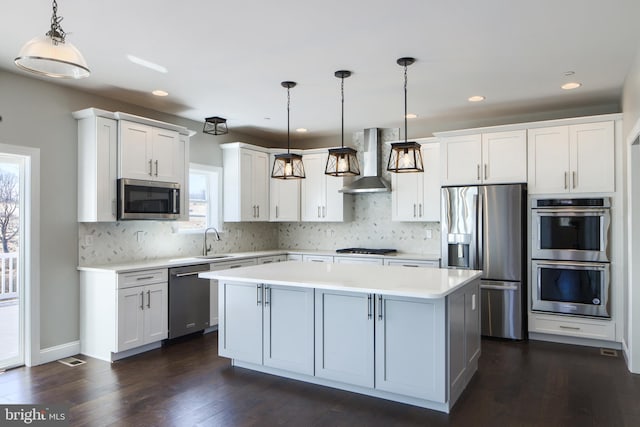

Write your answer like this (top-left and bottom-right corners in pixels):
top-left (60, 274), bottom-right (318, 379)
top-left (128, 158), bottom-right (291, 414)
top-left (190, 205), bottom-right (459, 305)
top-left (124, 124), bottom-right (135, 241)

top-left (531, 197), bottom-right (611, 318)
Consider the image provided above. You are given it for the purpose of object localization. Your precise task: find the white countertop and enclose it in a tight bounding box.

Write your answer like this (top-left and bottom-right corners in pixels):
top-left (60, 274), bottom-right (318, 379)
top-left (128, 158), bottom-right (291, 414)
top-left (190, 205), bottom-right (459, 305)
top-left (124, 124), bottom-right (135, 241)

top-left (201, 261), bottom-right (481, 299)
top-left (77, 249), bottom-right (441, 273)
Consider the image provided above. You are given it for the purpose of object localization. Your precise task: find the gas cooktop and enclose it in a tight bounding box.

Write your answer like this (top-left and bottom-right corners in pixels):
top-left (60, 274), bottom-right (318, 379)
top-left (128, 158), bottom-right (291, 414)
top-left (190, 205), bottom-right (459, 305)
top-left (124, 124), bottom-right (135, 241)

top-left (336, 248), bottom-right (397, 255)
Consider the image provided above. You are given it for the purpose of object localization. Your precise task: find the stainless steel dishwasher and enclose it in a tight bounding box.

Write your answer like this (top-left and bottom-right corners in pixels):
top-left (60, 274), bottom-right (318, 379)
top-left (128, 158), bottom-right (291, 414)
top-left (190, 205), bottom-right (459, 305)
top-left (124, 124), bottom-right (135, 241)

top-left (168, 264), bottom-right (210, 339)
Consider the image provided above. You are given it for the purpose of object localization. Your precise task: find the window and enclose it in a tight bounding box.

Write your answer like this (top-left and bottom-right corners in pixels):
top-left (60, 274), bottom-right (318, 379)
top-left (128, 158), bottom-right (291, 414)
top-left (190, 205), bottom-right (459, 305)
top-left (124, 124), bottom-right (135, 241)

top-left (179, 163), bottom-right (222, 232)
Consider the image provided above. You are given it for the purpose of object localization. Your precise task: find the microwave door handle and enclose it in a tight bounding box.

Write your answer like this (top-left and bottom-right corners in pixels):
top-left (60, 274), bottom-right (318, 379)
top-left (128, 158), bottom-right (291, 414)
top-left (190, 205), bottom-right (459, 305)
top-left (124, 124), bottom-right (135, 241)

top-left (173, 189), bottom-right (178, 214)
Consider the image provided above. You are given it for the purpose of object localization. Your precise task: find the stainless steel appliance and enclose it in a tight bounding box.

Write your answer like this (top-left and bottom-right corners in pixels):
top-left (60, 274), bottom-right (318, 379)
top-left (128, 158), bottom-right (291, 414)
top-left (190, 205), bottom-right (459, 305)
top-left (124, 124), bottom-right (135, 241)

top-left (117, 178), bottom-right (180, 220)
top-left (531, 197), bottom-right (611, 262)
top-left (336, 248), bottom-right (397, 255)
top-left (441, 184), bottom-right (527, 339)
top-left (168, 264), bottom-right (210, 339)
top-left (531, 259), bottom-right (610, 317)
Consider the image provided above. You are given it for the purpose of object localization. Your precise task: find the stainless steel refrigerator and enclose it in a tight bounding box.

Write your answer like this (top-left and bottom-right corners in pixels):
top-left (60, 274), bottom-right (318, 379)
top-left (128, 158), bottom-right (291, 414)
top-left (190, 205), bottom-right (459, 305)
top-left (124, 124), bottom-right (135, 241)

top-left (441, 184), bottom-right (527, 339)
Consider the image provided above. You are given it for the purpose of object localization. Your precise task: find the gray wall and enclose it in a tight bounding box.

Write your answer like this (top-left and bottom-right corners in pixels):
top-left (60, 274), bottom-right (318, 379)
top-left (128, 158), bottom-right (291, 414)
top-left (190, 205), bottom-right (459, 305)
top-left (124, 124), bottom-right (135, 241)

top-left (0, 69), bottom-right (270, 350)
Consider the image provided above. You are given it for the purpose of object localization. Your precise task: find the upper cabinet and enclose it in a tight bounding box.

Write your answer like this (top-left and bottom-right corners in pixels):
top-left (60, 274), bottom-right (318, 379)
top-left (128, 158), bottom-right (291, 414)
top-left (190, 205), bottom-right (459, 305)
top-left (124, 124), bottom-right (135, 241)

top-left (222, 143), bottom-right (270, 222)
top-left (119, 120), bottom-right (183, 183)
top-left (392, 141), bottom-right (441, 222)
top-left (269, 153), bottom-right (301, 222)
top-left (73, 108), bottom-right (192, 222)
top-left (440, 130), bottom-right (527, 186)
top-left (528, 121), bottom-right (614, 194)
top-left (300, 152), bottom-right (353, 222)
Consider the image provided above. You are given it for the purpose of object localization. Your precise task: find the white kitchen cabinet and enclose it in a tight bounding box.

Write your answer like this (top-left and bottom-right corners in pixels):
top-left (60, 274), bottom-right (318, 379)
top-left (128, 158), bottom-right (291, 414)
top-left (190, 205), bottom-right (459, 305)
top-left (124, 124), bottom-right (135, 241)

top-left (222, 144), bottom-right (270, 222)
top-left (76, 114), bottom-right (118, 222)
top-left (301, 152), bottom-right (353, 222)
top-left (375, 294), bottom-right (446, 402)
top-left (302, 254), bottom-right (334, 263)
top-left (80, 267), bottom-right (168, 362)
top-left (528, 121), bottom-right (614, 194)
top-left (269, 153), bottom-right (301, 222)
top-left (208, 258), bottom-right (258, 328)
top-left (384, 259), bottom-right (440, 268)
top-left (218, 281), bottom-right (314, 375)
top-left (256, 254), bottom-right (287, 264)
top-left (392, 141), bottom-right (441, 221)
top-left (528, 312), bottom-right (615, 341)
top-left (315, 289), bottom-right (374, 387)
top-left (334, 256), bottom-right (384, 265)
top-left (287, 254), bottom-right (303, 262)
top-left (440, 130), bottom-right (527, 186)
top-left (119, 120), bottom-right (183, 183)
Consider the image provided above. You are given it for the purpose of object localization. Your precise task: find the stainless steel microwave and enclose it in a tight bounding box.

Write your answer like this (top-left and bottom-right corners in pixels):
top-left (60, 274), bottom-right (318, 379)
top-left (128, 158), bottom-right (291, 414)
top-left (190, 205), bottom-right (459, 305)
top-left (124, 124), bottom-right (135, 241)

top-left (117, 178), bottom-right (180, 220)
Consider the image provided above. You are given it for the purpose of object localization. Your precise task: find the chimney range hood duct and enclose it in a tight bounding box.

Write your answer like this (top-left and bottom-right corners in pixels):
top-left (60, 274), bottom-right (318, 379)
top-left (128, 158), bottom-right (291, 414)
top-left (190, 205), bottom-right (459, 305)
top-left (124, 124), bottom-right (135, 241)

top-left (339, 128), bottom-right (390, 194)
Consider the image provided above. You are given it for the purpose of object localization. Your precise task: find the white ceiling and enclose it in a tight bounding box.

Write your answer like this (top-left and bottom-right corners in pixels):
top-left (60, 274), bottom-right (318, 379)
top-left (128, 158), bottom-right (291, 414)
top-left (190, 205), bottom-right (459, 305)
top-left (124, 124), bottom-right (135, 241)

top-left (2, 0), bottom-right (640, 143)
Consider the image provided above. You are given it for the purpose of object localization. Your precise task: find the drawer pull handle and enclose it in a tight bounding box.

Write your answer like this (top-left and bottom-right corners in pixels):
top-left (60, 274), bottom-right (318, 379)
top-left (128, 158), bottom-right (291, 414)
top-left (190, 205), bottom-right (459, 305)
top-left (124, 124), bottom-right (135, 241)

top-left (559, 325), bottom-right (581, 331)
top-left (136, 276), bottom-right (155, 281)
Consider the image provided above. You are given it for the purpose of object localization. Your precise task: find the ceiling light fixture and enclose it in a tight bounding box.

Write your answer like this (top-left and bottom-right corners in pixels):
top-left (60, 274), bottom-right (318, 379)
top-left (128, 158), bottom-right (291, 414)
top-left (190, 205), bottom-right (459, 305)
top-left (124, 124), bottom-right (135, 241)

top-left (271, 82), bottom-right (305, 179)
top-left (468, 95), bottom-right (485, 102)
top-left (203, 116), bottom-right (229, 135)
top-left (325, 70), bottom-right (360, 177)
top-left (14, 0), bottom-right (90, 79)
top-left (561, 82), bottom-right (582, 90)
top-left (387, 57), bottom-right (424, 173)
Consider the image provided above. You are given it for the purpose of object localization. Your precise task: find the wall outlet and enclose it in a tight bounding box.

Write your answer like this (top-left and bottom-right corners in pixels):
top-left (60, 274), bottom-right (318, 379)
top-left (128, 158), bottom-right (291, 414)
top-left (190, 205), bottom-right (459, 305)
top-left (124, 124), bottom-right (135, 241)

top-left (136, 231), bottom-right (144, 243)
top-left (426, 229), bottom-right (433, 239)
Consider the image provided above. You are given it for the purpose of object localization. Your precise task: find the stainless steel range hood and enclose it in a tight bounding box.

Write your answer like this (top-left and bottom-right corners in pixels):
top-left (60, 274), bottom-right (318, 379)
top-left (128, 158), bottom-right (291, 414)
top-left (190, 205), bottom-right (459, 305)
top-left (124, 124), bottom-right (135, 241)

top-left (339, 128), bottom-right (390, 193)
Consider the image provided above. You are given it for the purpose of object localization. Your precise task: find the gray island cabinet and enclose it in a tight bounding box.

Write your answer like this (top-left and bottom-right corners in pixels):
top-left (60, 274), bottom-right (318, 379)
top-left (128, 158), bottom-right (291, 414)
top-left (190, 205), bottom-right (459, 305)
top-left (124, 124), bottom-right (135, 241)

top-left (200, 261), bottom-right (482, 413)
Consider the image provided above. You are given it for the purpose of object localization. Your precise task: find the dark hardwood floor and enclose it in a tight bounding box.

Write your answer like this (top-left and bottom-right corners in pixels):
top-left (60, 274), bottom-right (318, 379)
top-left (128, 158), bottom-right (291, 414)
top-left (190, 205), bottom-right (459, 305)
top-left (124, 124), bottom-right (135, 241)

top-left (1, 332), bottom-right (639, 426)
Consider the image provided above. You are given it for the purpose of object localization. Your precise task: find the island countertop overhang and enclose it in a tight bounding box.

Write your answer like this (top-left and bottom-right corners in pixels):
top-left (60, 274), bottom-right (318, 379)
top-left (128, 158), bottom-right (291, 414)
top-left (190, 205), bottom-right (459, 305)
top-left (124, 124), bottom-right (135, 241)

top-left (200, 261), bottom-right (482, 299)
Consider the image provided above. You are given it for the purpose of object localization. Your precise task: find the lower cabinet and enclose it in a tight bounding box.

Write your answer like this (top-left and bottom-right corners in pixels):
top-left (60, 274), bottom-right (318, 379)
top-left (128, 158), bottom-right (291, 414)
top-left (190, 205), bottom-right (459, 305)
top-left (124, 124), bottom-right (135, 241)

top-left (117, 282), bottom-right (168, 352)
top-left (219, 281), bottom-right (314, 375)
top-left (209, 258), bottom-right (258, 328)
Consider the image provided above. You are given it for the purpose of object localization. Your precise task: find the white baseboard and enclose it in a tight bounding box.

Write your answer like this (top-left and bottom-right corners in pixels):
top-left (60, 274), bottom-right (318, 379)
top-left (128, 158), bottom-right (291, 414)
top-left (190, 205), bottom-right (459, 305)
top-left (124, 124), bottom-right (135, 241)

top-left (39, 340), bottom-right (81, 365)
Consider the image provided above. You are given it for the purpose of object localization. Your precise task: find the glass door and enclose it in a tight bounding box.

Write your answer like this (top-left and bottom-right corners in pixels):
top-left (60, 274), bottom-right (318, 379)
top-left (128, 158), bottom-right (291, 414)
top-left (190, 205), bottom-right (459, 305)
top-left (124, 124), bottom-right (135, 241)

top-left (0, 154), bottom-right (24, 370)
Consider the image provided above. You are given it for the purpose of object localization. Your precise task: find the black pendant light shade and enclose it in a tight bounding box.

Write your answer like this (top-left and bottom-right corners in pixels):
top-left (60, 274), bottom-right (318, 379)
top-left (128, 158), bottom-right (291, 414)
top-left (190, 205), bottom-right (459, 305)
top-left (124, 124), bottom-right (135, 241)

top-left (203, 116), bottom-right (228, 135)
top-left (387, 57), bottom-right (424, 173)
top-left (272, 81), bottom-right (305, 179)
top-left (325, 70), bottom-right (360, 177)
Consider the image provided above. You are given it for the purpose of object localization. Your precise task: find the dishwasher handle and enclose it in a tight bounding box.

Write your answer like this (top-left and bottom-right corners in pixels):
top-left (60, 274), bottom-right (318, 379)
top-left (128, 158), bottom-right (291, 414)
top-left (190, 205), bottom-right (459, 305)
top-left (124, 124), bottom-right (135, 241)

top-left (173, 270), bottom-right (210, 278)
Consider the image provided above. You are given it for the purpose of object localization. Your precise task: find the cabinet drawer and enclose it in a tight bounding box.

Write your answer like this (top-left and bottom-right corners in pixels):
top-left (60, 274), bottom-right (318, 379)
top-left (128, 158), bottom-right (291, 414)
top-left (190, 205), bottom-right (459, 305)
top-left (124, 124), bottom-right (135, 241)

top-left (211, 258), bottom-right (258, 270)
top-left (118, 269), bottom-right (168, 289)
top-left (530, 314), bottom-right (615, 340)
top-left (384, 259), bottom-right (440, 268)
top-left (302, 255), bottom-right (334, 263)
top-left (334, 256), bottom-right (384, 265)
top-left (287, 254), bottom-right (303, 262)
top-left (257, 255), bottom-right (287, 264)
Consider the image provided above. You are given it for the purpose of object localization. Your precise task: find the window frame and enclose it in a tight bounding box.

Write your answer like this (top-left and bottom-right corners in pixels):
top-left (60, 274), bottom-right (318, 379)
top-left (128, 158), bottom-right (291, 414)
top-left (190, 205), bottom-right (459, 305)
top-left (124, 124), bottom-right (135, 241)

top-left (177, 163), bottom-right (223, 233)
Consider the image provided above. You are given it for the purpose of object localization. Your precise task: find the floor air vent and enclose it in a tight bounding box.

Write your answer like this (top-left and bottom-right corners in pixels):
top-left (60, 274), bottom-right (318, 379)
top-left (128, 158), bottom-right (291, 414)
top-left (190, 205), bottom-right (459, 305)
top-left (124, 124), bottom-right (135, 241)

top-left (600, 348), bottom-right (618, 357)
top-left (58, 357), bottom-right (87, 367)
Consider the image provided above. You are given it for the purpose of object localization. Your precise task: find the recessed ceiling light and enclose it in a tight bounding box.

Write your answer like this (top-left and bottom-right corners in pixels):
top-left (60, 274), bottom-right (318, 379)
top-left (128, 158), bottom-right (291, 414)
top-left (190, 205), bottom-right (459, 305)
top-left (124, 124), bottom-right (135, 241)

top-left (561, 82), bottom-right (582, 90)
top-left (468, 95), bottom-right (485, 102)
top-left (126, 54), bottom-right (168, 74)
top-left (152, 90), bottom-right (169, 97)
top-left (405, 113), bottom-right (418, 119)
top-left (296, 128), bottom-right (308, 133)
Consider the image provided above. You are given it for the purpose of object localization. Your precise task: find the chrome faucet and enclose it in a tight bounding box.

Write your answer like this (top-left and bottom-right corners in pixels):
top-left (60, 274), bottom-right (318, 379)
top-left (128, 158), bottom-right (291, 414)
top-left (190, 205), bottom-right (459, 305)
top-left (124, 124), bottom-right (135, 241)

top-left (203, 227), bottom-right (221, 255)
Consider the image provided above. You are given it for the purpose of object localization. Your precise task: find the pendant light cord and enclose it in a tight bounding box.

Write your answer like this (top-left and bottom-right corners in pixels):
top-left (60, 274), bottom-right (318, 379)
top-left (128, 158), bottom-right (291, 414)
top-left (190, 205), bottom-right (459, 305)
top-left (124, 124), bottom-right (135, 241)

top-left (340, 76), bottom-right (345, 148)
top-left (403, 63), bottom-right (408, 143)
top-left (286, 86), bottom-right (291, 154)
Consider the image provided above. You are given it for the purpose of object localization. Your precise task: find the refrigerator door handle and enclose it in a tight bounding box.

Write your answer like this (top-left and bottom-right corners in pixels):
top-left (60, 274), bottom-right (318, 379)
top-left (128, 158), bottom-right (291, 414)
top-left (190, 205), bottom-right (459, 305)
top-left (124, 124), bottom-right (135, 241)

top-left (481, 283), bottom-right (519, 291)
top-left (477, 190), bottom-right (484, 271)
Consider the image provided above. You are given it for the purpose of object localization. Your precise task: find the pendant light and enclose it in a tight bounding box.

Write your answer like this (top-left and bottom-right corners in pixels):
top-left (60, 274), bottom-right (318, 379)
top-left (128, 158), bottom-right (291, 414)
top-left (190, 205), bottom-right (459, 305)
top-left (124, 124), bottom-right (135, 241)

top-left (271, 81), bottom-right (305, 179)
top-left (325, 70), bottom-right (360, 177)
top-left (387, 57), bottom-right (423, 173)
top-left (203, 116), bottom-right (228, 135)
top-left (14, 0), bottom-right (90, 79)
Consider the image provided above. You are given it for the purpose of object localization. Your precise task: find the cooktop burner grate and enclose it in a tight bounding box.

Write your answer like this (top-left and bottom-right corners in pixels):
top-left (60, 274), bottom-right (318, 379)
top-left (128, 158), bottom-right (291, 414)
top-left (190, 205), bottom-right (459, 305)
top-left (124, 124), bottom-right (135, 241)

top-left (336, 248), bottom-right (397, 255)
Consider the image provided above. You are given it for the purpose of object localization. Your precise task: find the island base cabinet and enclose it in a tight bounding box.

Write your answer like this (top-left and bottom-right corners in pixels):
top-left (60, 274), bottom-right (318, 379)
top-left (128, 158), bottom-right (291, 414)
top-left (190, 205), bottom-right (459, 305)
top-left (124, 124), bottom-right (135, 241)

top-left (314, 290), bottom-right (374, 388)
top-left (375, 295), bottom-right (446, 402)
top-left (219, 281), bottom-right (314, 374)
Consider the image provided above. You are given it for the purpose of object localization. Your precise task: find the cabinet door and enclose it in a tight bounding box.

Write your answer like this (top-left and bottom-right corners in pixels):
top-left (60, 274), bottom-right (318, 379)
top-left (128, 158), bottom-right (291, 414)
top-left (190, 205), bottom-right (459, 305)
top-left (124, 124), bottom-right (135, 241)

top-left (252, 151), bottom-right (270, 221)
top-left (270, 159), bottom-right (300, 221)
top-left (240, 150), bottom-right (255, 220)
top-left (375, 295), bottom-right (446, 402)
top-left (263, 285), bottom-right (314, 375)
top-left (218, 281), bottom-right (263, 364)
top-left (151, 127), bottom-right (181, 183)
top-left (117, 287), bottom-right (145, 352)
top-left (323, 155), bottom-right (346, 221)
top-left (482, 130), bottom-right (527, 184)
top-left (570, 121), bottom-right (614, 193)
top-left (143, 282), bottom-right (168, 344)
top-left (119, 121), bottom-right (153, 180)
top-left (301, 154), bottom-right (324, 221)
top-left (420, 143), bottom-right (441, 221)
top-left (391, 171), bottom-right (420, 221)
top-left (315, 289), bottom-right (374, 387)
top-left (527, 126), bottom-right (570, 194)
top-left (441, 134), bottom-right (482, 186)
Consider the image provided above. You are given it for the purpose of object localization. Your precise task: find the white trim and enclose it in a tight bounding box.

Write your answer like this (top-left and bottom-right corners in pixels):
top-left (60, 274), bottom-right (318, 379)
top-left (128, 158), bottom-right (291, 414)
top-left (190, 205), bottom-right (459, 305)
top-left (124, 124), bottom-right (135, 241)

top-left (0, 143), bottom-right (40, 367)
top-left (529, 332), bottom-right (622, 350)
top-left (39, 341), bottom-right (81, 365)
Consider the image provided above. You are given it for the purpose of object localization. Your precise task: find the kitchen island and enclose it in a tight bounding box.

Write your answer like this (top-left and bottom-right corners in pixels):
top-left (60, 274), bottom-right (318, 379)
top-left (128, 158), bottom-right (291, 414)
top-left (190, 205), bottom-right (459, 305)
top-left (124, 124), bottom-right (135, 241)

top-left (200, 261), bottom-right (482, 413)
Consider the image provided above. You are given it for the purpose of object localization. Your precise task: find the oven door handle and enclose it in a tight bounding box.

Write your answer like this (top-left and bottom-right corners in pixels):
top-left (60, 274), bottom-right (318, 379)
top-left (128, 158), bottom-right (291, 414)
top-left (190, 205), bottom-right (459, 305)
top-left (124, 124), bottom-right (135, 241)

top-left (533, 260), bottom-right (609, 270)
top-left (533, 209), bottom-right (608, 215)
